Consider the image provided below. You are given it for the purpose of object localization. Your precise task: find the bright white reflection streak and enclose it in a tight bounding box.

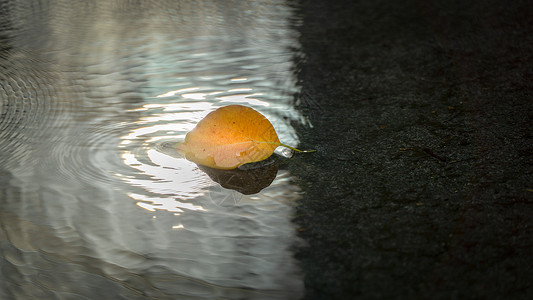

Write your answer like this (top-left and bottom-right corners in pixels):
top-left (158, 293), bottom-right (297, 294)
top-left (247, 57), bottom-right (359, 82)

top-left (129, 192), bottom-right (204, 213)
top-left (122, 150), bottom-right (208, 202)
top-left (228, 88), bottom-right (253, 92)
top-left (156, 87), bottom-right (200, 98)
top-left (217, 94), bottom-right (267, 107)
top-left (182, 93), bottom-right (207, 100)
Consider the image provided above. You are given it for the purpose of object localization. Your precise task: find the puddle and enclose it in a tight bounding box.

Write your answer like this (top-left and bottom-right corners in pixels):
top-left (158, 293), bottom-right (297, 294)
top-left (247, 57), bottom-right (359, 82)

top-left (0, 1), bottom-right (308, 298)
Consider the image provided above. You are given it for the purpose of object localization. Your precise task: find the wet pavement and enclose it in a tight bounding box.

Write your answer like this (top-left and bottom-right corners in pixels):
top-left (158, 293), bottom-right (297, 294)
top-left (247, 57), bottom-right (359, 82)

top-left (291, 0), bottom-right (532, 299)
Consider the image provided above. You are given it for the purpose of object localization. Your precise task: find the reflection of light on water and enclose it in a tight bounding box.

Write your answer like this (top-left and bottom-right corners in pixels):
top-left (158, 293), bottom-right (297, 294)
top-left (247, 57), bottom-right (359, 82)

top-left (121, 123), bottom-right (184, 140)
top-left (217, 93), bottom-right (267, 106)
top-left (182, 93), bottom-right (206, 100)
top-left (230, 77), bottom-right (248, 82)
top-left (156, 87), bottom-right (200, 98)
top-left (121, 150), bottom-right (210, 201)
top-left (129, 192), bottom-right (204, 213)
top-left (155, 85), bottom-right (270, 107)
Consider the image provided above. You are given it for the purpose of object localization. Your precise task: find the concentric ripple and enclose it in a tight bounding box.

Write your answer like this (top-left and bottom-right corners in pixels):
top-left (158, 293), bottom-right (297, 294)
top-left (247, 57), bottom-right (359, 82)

top-left (0, 55), bottom-right (74, 170)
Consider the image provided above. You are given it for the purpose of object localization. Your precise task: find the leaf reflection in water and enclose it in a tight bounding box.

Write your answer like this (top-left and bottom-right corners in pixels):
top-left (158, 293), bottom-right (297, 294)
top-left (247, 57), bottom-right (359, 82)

top-left (198, 157), bottom-right (279, 195)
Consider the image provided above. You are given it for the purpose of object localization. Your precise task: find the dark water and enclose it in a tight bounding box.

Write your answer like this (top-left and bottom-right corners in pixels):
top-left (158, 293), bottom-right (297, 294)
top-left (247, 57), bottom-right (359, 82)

top-left (0, 1), bottom-right (307, 299)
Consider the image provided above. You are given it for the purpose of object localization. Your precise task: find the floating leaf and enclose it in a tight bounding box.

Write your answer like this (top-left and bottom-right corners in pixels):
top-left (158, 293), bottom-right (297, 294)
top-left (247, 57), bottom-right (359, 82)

top-left (176, 105), bottom-right (312, 169)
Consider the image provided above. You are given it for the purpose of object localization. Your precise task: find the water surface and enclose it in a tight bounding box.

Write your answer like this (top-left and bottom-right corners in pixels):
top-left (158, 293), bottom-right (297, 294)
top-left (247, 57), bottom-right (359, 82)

top-left (0, 1), bottom-right (307, 299)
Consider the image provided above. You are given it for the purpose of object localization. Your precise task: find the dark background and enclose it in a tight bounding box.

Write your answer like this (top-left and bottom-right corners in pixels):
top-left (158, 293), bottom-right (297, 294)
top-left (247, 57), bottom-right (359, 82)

top-left (290, 0), bottom-right (532, 299)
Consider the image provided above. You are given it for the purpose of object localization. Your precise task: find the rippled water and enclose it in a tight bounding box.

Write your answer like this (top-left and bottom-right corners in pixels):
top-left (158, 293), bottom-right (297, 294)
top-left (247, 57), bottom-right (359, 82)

top-left (0, 1), bottom-right (307, 299)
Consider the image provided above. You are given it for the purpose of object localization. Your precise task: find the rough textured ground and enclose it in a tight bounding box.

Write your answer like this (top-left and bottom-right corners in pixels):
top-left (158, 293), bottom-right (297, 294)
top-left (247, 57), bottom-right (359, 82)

top-left (289, 0), bottom-right (533, 299)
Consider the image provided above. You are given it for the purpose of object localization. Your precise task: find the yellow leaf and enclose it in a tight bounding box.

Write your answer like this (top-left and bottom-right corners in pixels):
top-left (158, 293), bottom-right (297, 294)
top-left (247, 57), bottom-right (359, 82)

top-left (176, 105), bottom-right (282, 169)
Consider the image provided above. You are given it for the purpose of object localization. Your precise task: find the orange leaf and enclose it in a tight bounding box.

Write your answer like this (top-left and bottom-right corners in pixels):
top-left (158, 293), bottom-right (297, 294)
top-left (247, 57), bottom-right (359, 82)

top-left (176, 105), bottom-right (281, 169)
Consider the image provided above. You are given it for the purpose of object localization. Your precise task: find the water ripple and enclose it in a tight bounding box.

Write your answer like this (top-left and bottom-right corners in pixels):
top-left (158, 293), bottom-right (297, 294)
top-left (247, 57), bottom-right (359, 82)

top-left (0, 56), bottom-right (74, 170)
top-left (0, 0), bottom-right (306, 298)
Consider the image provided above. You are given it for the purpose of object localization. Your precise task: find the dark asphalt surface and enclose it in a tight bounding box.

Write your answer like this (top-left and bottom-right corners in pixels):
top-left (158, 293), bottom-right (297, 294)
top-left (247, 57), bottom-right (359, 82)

top-left (289, 0), bottom-right (532, 299)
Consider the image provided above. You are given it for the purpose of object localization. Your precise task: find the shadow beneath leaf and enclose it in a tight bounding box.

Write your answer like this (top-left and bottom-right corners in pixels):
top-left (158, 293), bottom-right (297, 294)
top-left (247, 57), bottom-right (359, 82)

top-left (198, 158), bottom-right (279, 195)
